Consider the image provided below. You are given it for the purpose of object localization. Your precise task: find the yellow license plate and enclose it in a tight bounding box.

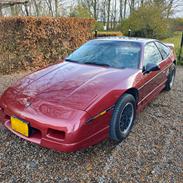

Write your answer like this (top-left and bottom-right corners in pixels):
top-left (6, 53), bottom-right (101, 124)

top-left (11, 117), bottom-right (29, 137)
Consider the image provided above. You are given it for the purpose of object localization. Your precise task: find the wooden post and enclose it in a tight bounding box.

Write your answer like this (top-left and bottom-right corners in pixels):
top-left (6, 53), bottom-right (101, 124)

top-left (95, 30), bottom-right (98, 38)
top-left (178, 32), bottom-right (183, 62)
top-left (128, 29), bottom-right (131, 37)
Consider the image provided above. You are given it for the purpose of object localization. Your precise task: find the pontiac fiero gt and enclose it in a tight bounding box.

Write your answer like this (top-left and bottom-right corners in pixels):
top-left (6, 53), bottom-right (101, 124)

top-left (0, 37), bottom-right (176, 152)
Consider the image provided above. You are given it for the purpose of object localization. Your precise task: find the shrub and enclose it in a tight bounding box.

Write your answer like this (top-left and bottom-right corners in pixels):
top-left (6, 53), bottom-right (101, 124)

top-left (0, 17), bottom-right (95, 74)
top-left (162, 32), bottom-right (183, 64)
top-left (119, 4), bottom-right (172, 39)
top-left (95, 31), bottom-right (123, 37)
top-left (70, 4), bottom-right (92, 18)
top-left (95, 22), bottom-right (105, 31)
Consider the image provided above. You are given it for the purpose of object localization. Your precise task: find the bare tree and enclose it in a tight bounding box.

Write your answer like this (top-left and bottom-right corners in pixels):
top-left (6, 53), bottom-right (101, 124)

top-left (141, 0), bottom-right (144, 6)
top-left (46, 0), bottom-right (54, 16)
top-left (55, 0), bottom-right (59, 17)
top-left (81, 0), bottom-right (99, 20)
top-left (99, 0), bottom-right (107, 26)
top-left (106, 0), bottom-right (111, 30)
top-left (128, 0), bottom-right (135, 15)
top-left (32, 0), bottom-right (39, 16)
top-left (112, 0), bottom-right (117, 29)
top-left (0, 0), bottom-right (28, 16)
top-left (0, 0), bottom-right (182, 32)
top-left (124, 0), bottom-right (127, 18)
top-left (93, 0), bottom-right (97, 20)
top-left (166, 0), bottom-right (175, 18)
top-left (120, 0), bottom-right (123, 21)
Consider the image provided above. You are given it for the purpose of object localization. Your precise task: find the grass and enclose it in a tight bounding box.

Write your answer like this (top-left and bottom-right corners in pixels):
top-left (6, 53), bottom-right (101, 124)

top-left (162, 32), bottom-right (183, 64)
top-left (94, 31), bottom-right (123, 37)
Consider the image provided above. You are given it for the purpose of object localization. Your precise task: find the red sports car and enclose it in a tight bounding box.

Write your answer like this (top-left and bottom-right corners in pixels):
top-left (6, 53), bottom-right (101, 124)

top-left (0, 37), bottom-right (176, 152)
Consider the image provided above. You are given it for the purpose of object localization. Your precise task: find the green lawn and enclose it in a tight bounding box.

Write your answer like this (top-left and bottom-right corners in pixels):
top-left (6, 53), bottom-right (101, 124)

top-left (162, 32), bottom-right (183, 64)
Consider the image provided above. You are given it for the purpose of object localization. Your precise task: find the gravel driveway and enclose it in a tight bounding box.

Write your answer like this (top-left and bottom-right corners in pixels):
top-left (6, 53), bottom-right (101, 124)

top-left (0, 67), bottom-right (183, 183)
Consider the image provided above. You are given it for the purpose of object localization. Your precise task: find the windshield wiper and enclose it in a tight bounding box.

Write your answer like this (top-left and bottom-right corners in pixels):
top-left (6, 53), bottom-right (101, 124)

top-left (65, 58), bottom-right (78, 63)
top-left (84, 61), bottom-right (110, 67)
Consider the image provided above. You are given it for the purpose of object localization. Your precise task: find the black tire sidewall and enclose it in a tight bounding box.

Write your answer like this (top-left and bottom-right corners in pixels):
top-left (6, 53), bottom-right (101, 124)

top-left (109, 94), bottom-right (136, 142)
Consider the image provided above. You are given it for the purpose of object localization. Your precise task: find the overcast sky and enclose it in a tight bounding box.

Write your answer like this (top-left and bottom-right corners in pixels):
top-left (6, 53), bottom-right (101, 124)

top-left (174, 2), bottom-right (183, 18)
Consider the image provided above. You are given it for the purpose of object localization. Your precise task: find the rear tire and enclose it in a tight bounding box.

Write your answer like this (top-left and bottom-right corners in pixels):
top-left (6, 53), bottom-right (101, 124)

top-left (109, 94), bottom-right (136, 142)
top-left (165, 64), bottom-right (176, 91)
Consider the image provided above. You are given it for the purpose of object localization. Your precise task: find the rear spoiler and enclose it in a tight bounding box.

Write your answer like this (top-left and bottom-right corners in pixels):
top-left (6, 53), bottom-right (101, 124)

top-left (164, 43), bottom-right (175, 50)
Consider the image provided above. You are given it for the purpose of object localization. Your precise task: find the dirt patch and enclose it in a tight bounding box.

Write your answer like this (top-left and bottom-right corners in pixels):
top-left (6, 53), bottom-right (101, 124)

top-left (0, 67), bottom-right (182, 182)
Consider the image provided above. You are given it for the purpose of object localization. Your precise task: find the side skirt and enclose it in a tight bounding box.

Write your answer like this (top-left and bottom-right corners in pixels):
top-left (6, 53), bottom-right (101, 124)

top-left (137, 82), bottom-right (166, 113)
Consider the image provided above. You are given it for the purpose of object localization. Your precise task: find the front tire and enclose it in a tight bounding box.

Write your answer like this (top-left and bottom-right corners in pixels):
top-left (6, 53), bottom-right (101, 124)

top-left (109, 94), bottom-right (136, 142)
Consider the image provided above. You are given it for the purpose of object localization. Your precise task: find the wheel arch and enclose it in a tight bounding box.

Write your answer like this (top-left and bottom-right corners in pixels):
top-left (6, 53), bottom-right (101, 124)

top-left (123, 88), bottom-right (139, 105)
top-left (109, 88), bottom-right (138, 141)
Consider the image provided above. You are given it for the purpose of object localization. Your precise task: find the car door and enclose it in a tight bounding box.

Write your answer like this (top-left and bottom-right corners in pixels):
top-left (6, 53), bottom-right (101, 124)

top-left (139, 42), bottom-right (164, 106)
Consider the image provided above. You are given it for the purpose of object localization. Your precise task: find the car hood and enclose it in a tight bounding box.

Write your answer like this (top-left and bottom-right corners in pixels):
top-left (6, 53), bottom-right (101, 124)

top-left (2, 62), bottom-right (139, 111)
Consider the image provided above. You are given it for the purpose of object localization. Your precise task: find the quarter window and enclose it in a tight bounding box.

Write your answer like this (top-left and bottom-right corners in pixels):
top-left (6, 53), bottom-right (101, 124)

top-left (144, 42), bottom-right (162, 67)
top-left (155, 41), bottom-right (170, 59)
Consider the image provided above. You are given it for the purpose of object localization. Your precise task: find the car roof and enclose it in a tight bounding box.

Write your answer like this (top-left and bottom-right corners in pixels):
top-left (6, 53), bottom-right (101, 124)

top-left (95, 36), bottom-right (157, 45)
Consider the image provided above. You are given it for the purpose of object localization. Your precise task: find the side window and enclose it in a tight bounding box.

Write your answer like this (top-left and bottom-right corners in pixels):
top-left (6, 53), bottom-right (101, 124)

top-left (155, 41), bottom-right (170, 59)
top-left (144, 42), bottom-right (162, 67)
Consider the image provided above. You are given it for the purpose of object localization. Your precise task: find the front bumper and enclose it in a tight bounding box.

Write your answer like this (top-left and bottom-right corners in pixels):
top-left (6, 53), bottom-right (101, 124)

top-left (4, 120), bottom-right (108, 152)
top-left (0, 101), bottom-right (109, 152)
top-left (0, 94), bottom-right (110, 152)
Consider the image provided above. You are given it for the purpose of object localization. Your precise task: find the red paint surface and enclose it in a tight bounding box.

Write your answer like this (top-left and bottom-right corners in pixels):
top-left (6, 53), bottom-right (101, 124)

top-left (0, 39), bottom-right (176, 152)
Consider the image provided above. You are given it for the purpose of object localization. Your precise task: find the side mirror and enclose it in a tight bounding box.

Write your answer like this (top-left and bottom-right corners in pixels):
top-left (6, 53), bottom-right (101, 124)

top-left (143, 63), bottom-right (160, 74)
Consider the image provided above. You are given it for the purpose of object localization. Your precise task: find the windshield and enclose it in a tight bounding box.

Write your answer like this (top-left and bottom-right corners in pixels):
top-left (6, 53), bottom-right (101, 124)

top-left (66, 40), bottom-right (141, 69)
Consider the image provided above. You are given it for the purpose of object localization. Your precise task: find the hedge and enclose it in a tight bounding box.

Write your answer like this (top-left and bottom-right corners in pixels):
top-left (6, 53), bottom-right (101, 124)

top-left (0, 17), bottom-right (95, 74)
top-left (96, 31), bottom-right (123, 37)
